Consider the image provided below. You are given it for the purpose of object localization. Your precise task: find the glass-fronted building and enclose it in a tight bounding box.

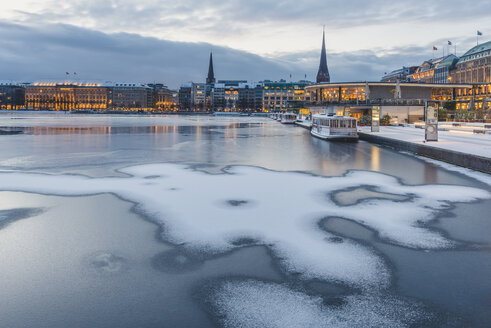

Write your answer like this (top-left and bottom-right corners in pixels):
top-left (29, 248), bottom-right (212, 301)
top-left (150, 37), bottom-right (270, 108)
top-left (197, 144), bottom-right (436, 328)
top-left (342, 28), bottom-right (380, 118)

top-left (306, 82), bottom-right (472, 123)
top-left (262, 81), bottom-right (312, 112)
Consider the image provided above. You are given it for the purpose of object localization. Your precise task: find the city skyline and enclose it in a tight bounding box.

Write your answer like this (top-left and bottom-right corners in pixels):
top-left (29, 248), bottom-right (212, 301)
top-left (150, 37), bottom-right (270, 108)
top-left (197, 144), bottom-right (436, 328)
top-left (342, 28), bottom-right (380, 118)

top-left (0, 0), bottom-right (490, 87)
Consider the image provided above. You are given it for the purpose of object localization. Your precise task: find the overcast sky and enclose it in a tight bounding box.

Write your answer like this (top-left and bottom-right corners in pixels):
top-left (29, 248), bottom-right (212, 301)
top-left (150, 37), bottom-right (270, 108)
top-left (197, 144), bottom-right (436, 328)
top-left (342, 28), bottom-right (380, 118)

top-left (0, 0), bottom-right (490, 88)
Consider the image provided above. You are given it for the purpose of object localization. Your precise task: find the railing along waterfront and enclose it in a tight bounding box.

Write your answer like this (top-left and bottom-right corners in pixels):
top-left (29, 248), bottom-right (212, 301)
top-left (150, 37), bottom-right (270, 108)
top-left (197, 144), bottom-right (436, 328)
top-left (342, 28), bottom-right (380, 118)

top-left (305, 99), bottom-right (428, 107)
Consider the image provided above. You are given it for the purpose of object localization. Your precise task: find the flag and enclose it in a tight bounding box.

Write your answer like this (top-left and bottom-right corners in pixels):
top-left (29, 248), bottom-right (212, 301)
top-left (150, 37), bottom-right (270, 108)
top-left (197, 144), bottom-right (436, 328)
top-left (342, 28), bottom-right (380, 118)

top-left (433, 46), bottom-right (438, 51)
top-left (289, 74), bottom-right (292, 79)
top-left (477, 31), bottom-right (482, 36)
top-left (448, 41), bottom-right (452, 45)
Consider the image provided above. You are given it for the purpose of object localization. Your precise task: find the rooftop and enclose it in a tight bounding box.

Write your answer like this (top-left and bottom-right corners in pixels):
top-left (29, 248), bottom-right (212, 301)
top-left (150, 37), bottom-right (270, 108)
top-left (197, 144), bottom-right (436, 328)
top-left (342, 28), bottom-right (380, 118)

top-left (457, 41), bottom-right (491, 64)
top-left (416, 54), bottom-right (458, 73)
top-left (461, 41), bottom-right (491, 57)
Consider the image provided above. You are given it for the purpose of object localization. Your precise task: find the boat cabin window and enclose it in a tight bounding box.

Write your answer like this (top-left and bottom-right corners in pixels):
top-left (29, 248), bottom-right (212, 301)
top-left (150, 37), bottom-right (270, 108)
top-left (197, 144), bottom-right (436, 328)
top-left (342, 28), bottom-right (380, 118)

top-left (313, 117), bottom-right (356, 128)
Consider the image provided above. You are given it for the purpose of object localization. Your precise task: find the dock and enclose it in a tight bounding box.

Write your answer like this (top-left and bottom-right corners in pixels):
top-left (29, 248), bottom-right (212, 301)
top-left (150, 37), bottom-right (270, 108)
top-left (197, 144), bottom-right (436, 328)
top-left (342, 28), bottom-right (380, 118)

top-left (295, 121), bottom-right (312, 130)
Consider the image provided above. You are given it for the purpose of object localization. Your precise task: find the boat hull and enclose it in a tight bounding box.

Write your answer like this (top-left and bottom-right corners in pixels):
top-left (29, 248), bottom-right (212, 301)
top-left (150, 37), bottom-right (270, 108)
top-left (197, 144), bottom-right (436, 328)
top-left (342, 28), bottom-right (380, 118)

top-left (311, 129), bottom-right (358, 142)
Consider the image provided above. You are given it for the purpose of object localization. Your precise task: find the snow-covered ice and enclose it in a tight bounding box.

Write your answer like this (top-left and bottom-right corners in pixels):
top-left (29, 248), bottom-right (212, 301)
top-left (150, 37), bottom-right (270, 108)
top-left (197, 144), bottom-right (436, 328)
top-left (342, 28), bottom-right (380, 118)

top-left (212, 279), bottom-right (427, 328)
top-left (0, 164), bottom-right (489, 289)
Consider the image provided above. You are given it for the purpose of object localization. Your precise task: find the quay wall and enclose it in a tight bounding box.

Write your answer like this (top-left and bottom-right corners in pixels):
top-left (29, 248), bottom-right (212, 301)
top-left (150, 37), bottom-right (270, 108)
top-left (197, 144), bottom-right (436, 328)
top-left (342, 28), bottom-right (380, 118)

top-left (358, 132), bottom-right (491, 174)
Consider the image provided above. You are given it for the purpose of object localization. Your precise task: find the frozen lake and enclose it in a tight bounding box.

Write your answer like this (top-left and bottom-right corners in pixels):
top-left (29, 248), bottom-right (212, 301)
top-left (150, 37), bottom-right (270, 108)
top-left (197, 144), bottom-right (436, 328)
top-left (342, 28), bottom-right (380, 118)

top-left (0, 112), bottom-right (490, 327)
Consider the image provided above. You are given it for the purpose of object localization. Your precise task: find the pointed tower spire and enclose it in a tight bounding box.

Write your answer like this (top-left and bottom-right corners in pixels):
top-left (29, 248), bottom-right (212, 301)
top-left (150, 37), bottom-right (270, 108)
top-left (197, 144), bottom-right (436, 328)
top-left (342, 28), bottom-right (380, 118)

top-left (316, 27), bottom-right (330, 83)
top-left (206, 51), bottom-right (215, 84)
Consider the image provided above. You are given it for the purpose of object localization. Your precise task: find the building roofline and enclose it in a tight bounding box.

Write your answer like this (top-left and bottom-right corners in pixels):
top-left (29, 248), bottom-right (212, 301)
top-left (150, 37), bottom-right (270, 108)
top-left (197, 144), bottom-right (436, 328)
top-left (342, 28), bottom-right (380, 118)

top-left (306, 82), bottom-right (473, 89)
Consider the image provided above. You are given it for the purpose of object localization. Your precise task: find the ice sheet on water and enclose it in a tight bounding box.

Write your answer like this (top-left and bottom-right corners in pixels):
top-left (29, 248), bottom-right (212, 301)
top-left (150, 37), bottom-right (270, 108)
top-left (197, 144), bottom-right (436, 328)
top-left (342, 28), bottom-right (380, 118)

top-left (0, 164), bottom-right (489, 289)
top-left (0, 208), bottom-right (44, 229)
top-left (88, 252), bottom-right (127, 274)
top-left (212, 280), bottom-right (427, 328)
top-left (333, 187), bottom-right (408, 206)
top-left (416, 155), bottom-right (491, 187)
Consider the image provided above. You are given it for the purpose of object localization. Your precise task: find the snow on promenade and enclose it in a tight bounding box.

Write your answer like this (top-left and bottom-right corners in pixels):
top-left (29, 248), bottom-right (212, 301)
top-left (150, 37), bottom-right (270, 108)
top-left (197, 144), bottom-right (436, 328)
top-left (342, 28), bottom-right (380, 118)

top-left (358, 125), bottom-right (491, 159)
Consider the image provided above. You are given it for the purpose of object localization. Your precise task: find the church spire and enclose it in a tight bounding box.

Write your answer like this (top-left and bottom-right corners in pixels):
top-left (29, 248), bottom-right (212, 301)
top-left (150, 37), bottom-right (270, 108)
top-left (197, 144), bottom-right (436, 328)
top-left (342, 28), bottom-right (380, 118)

top-left (206, 51), bottom-right (215, 84)
top-left (316, 27), bottom-right (330, 83)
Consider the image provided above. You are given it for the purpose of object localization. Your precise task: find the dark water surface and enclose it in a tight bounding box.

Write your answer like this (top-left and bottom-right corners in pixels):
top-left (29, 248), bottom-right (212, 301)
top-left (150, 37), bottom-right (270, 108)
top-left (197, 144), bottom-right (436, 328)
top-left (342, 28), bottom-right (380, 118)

top-left (0, 112), bottom-right (489, 327)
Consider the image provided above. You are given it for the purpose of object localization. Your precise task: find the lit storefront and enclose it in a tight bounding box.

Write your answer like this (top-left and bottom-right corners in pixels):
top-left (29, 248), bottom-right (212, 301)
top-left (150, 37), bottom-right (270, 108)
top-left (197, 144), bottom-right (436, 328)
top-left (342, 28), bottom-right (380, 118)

top-left (306, 82), bottom-right (471, 123)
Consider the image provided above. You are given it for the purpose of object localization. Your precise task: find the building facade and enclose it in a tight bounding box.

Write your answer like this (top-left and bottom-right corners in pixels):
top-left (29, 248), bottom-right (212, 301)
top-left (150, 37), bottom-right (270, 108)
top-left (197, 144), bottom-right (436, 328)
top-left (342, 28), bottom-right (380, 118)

top-left (148, 83), bottom-right (178, 111)
top-left (0, 82), bottom-right (26, 110)
top-left (238, 82), bottom-right (264, 112)
top-left (106, 83), bottom-right (152, 110)
top-left (24, 82), bottom-right (161, 111)
top-left (25, 82), bottom-right (108, 111)
top-left (210, 80), bottom-right (246, 111)
top-left (178, 82), bottom-right (206, 111)
top-left (450, 41), bottom-right (491, 113)
top-left (451, 41), bottom-right (491, 84)
top-left (263, 81), bottom-right (312, 112)
top-left (381, 66), bottom-right (418, 82)
top-left (306, 82), bottom-right (471, 123)
top-left (411, 54), bottom-right (459, 84)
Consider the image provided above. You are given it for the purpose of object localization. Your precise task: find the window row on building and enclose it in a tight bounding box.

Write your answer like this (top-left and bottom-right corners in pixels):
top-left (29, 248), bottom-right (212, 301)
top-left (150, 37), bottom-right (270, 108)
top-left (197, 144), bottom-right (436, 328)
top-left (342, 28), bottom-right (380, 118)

top-left (382, 41), bottom-right (491, 85)
top-left (0, 82), bottom-right (178, 111)
top-left (178, 80), bottom-right (313, 112)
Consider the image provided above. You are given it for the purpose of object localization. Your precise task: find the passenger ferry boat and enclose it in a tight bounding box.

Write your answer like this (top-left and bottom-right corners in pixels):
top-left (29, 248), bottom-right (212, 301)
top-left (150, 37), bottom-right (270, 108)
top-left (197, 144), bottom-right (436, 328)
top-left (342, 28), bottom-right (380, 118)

top-left (280, 113), bottom-right (297, 124)
top-left (311, 114), bottom-right (358, 141)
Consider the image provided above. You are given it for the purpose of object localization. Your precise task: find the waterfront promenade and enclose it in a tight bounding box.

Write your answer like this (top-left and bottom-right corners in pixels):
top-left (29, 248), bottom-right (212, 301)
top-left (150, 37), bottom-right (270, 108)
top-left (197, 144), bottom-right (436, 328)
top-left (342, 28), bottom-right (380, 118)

top-left (293, 120), bottom-right (491, 173)
top-left (357, 125), bottom-right (491, 173)
top-left (358, 125), bottom-right (491, 158)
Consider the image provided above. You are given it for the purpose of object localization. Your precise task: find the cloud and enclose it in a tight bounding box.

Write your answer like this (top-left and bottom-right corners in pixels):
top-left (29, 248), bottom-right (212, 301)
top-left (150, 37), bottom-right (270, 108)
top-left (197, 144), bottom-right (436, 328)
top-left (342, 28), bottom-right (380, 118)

top-left (0, 22), bottom-right (304, 88)
top-left (0, 20), bottom-right (486, 88)
top-left (7, 0), bottom-right (491, 56)
top-left (17, 0), bottom-right (491, 32)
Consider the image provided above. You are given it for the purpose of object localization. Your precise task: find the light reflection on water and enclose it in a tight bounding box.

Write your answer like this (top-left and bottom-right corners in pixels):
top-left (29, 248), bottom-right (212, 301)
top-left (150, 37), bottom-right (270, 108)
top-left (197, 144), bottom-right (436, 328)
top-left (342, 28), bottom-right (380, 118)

top-left (0, 113), bottom-right (490, 327)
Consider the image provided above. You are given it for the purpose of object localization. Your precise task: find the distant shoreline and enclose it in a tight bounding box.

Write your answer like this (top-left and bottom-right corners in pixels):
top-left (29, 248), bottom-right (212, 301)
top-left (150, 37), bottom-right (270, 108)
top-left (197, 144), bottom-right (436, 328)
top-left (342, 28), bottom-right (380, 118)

top-left (0, 110), bottom-right (269, 117)
top-left (0, 110), bottom-right (211, 115)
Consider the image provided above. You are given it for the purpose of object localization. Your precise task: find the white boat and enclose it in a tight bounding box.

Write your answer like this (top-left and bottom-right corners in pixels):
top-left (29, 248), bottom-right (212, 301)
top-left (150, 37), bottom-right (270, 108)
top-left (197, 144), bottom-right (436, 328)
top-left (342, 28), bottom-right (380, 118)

top-left (280, 113), bottom-right (297, 124)
top-left (311, 114), bottom-right (358, 141)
